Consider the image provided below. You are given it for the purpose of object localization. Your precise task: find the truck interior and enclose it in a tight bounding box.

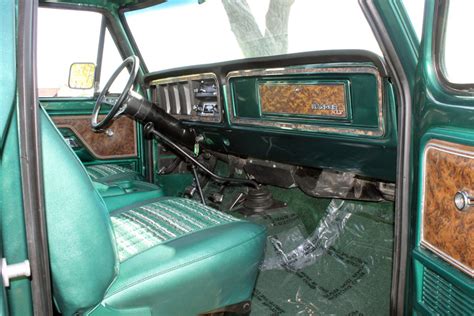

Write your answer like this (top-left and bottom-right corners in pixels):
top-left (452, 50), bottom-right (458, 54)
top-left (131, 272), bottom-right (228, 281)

top-left (1, 0), bottom-right (472, 315)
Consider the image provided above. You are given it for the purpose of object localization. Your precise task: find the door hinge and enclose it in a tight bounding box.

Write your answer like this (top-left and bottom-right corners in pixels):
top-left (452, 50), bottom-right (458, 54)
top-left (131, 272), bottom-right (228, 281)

top-left (1, 258), bottom-right (31, 287)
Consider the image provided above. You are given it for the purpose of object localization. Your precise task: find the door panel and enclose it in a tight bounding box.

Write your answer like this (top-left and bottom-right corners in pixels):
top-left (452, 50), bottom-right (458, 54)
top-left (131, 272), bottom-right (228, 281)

top-left (412, 1), bottom-right (474, 314)
top-left (41, 99), bottom-right (143, 173)
top-left (52, 115), bottom-right (137, 160)
top-left (420, 134), bottom-right (474, 276)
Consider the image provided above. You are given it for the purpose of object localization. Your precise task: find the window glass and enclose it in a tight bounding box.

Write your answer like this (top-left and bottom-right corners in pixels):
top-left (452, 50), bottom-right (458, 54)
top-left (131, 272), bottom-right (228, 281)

top-left (100, 29), bottom-right (129, 94)
top-left (443, 1), bottom-right (474, 84)
top-left (38, 8), bottom-right (102, 97)
top-left (402, 0), bottom-right (425, 41)
top-left (125, 0), bottom-right (382, 71)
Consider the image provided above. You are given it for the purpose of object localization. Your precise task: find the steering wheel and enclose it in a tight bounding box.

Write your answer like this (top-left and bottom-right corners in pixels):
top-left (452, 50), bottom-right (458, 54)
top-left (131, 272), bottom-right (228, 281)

top-left (91, 55), bottom-right (140, 131)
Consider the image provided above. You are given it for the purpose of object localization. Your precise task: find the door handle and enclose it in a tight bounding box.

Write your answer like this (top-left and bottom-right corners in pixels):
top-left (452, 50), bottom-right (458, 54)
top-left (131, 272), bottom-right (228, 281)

top-left (64, 136), bottom-right (80, 149)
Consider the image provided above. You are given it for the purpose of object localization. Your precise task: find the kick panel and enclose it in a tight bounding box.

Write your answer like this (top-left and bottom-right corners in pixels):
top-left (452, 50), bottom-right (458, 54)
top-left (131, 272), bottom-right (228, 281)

top-left (421, 139), bottom-right (474, 276)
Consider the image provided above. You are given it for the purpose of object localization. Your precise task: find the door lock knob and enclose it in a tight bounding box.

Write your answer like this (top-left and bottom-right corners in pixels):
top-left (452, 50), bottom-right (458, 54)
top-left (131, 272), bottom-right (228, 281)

top-left (1, 258), bottom-right (31, 287)
top-left (454, 191), bottom-right (473, 212)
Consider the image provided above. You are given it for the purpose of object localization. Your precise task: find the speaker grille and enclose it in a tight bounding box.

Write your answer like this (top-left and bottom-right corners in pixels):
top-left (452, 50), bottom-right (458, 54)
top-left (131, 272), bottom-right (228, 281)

top-left (421, 267), bottom-right (473, 315)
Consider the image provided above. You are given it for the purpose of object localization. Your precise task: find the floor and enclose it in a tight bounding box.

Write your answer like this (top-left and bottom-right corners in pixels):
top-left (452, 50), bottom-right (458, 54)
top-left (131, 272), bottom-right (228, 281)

top-left (208, 184), bottom-right (394, 316)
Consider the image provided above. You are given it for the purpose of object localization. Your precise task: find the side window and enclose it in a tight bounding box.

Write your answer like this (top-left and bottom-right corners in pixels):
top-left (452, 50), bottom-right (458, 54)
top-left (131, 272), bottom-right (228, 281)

top-left (442, 1), bottom-right (474, 84)
top-left (38, 8), bottom-right (124, 98)
top-left (99, 30), bottom-right (128, 94)
top-left (402, 0), bottom-right (425, 41)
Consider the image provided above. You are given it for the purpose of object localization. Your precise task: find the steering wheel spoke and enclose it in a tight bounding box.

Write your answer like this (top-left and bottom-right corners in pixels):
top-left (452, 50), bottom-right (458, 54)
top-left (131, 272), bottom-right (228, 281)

top-left (114, 105), bottom-right (127, 118)
top-left (101, 97), bottom-right (116, 108)
top-left (91, 56), bottom-right (140, 131)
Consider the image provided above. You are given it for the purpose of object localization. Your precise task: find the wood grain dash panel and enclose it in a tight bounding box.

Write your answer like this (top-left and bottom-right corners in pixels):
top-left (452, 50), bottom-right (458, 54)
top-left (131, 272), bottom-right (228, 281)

top-left (422, 139), bottom-right (474, 275)
top-left (52, 115), bottom-right (137, 159)
top-left (259, 83), bottom-right (347, 118)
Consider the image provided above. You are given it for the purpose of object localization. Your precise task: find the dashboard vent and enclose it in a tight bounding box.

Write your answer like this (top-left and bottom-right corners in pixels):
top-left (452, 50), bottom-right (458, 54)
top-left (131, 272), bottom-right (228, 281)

top-left (151, 73), bottom-right (220, 122)
top-left (421, 267), bottom-right (473, 315)
top-left (156, 82), bottom-right (192, 115)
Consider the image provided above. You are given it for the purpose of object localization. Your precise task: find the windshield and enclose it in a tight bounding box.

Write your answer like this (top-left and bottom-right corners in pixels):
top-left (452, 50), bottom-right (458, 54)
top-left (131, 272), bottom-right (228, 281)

top-left (125, 0), bottom-right (382, 72)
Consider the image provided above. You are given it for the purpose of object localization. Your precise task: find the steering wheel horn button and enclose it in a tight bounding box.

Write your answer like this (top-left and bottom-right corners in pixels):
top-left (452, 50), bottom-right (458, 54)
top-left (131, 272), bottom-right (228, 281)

top-left (454, 191), bottom-right (473, 212)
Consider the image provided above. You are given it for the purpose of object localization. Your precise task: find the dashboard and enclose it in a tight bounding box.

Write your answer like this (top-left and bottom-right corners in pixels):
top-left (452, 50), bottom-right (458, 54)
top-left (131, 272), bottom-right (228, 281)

top-left (150, 73), bottom-right (221, 122)
top-left (145, 51), bottom-right (397, 182)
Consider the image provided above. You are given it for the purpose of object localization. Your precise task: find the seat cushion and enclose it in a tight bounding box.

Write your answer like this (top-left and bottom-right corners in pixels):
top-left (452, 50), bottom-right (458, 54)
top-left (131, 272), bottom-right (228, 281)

top-left (110, 198), bottom-right (240, 262)
top-left (85, 164), bottom-right (142, 183)
top-left (87, 198), bottom-right (266, 315)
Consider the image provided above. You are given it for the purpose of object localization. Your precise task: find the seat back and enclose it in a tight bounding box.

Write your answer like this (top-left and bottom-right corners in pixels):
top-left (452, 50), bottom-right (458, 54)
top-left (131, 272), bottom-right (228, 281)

top-left (40, 109), bottom-right (118, 314)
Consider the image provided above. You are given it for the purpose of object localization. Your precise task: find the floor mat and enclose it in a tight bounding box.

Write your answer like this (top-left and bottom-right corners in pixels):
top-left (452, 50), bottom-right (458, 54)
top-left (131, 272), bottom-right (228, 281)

top-left (240, 199), bottom-right (394, 316)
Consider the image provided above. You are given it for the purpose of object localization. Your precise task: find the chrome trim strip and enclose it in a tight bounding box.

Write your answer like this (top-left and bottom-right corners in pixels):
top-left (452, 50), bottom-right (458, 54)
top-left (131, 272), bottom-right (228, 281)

top-left (258, 80), bottom-right (351, 120)
top-left (225, 66), bottom-right (385, 137)
top-left (150, 72), bottom-right (218, 85)
top-left (420, 141), bottom-right (474, 277)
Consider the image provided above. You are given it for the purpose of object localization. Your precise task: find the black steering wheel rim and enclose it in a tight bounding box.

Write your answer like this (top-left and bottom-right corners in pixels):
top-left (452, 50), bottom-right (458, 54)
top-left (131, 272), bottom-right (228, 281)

top-left (91, 55), bottom-right (139, 131)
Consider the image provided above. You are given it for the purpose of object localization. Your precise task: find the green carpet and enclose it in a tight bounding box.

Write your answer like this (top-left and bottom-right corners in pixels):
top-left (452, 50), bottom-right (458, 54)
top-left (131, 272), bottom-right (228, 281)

top-left (240, 198), bottom-right (394, 316)
top-left (198, 163), bottom-right (394, 315)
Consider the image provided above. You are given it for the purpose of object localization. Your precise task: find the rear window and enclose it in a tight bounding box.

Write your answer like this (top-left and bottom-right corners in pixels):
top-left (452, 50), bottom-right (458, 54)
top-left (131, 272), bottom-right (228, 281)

top-left (125, 0), bottom-right (382, 72)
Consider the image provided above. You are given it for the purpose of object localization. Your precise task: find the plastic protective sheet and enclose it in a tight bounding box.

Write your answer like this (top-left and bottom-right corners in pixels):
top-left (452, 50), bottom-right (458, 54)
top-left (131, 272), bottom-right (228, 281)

top-left (261, 199), bottom-right (352, 271)
top-left (295, 169), bottom-right (393, 201)
top-left (247, 199), bottom-right (394, 315)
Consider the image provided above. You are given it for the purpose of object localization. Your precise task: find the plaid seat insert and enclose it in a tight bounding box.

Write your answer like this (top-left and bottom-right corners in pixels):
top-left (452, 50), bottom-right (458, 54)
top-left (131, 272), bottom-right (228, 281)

top-left (86, 164), bottom-right (137, 181)
top-left (110, 198), bottom-right (239, 262)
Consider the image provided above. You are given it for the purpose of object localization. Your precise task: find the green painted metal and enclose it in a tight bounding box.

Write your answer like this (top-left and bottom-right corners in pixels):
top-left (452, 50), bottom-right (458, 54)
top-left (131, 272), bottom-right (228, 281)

top-left (412, 128), bottom-right (474, 314)
top-left (0, 115), bottom-right (34, 316)
top-left (0, 0), bottom-right (16, 151)
top-left (152, 139), bottom-right (194, 196)
top-left (369, 1), bottom-right (420, 314)
top-left (188, 74), bottom-right (398, 182)
top-left (155, 174), bottom-right (193, 197)
top-left (230, 72), bottom-right (378, 129)
top-left (413, 249), bottom-right (474, 315)
top-left (373, 0), bottom-right (418, 88)
top-left (421, 267), bottom-right (473, 315)
top-left (0, 0), bottom-right (34, 314)
top-left (40, 0), bottom-right (147, 10)
top-left (410, 0), bottom-right (474, 315)
top-left (41, 99), bottom-right (98, 115)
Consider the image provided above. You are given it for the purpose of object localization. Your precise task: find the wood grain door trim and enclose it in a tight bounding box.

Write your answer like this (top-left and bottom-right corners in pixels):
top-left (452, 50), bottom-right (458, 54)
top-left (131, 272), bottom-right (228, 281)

top-left (52, 115), bottom-right (137, 160)
top-left (421, 139), bottom-right (474, 276)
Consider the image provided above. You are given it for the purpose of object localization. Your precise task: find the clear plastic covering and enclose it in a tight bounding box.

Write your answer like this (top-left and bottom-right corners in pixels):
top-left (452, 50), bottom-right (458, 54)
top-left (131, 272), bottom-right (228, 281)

top-left (295, 169), bottom-right (393, 201)
top-left (245, 199), bottom-right (394, 315)
top-left (261, 199), bottom-right (352, 271)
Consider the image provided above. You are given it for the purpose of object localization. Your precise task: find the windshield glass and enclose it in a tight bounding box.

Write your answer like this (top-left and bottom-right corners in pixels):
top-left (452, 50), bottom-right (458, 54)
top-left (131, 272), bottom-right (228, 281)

top-left (125, 0), bottom-right (382, 72)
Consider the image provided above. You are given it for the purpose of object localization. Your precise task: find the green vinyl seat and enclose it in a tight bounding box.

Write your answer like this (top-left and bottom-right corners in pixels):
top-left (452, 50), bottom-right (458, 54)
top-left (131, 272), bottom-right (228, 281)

top-left (85, 164), bottom-right (165, 211)
top-left (40, 108), bottom-right (266, 315)
top-left (85, 164), bottom-right (143, 184)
